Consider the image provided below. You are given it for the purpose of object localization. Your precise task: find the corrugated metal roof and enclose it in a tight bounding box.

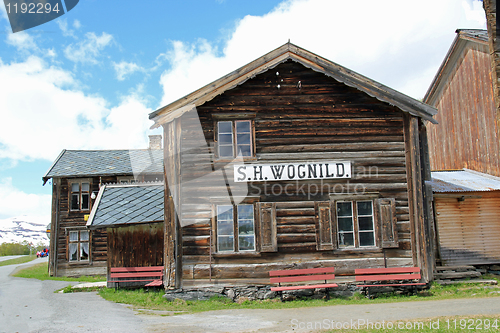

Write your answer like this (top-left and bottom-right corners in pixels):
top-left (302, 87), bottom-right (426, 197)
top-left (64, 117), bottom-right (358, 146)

top-left (87, 183), bottom-right (164, 228)
top-left (43, 149), bottom-right (163, 182)
top-left (431, 169), bottom-right (500, 192)
top-left (457, 29), bottom-right (489, 42)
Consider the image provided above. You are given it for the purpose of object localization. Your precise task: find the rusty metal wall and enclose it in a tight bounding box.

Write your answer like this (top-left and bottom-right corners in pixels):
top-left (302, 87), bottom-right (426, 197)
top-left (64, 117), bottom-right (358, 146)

top-left (434, 191), bottom-right (500, 265)
top-left (426, 43), bottom-right (500, 177)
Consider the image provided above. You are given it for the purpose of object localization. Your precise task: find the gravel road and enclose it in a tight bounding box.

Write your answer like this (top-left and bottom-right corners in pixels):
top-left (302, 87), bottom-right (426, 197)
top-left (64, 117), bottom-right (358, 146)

top-left (1, 258), bottom-right (500, 332)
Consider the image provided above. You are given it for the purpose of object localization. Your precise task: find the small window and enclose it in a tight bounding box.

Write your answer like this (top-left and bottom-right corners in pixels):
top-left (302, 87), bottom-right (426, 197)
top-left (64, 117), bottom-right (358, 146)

top-left (216, 204), bottom-right (255, 252)
top-left (217, 120), bottom-right (253, 158)
top-left (70, 180), bottom-right (91, 211)
top-left (336, 200), bottom-right (375, 248)
top-left (117, 176), bottom-right (136, 184)
top-left (69, 230), bottom-right (90, 262)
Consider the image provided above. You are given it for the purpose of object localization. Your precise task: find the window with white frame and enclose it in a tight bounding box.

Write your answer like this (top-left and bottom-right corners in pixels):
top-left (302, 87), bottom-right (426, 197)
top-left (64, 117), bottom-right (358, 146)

top-left (70, 180), bottom-right (90, 211)
top-left (68, 230), bottom-right (89, 262)
top-left (216, 204), bottom-right (255, 252)
top-left (217, 120), bottom-right (253, 158)
top-left (336, 200), bottom-right (376, 248)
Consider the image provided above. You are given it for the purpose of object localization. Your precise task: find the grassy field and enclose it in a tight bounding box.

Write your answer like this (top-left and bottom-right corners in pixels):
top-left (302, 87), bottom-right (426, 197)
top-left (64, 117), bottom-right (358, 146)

top-left (0, 255), bottom-right (36, 266)
top-left (98, 278), bottom-right (500, 314)
top-left (13, 262), bottom-right (106, 282)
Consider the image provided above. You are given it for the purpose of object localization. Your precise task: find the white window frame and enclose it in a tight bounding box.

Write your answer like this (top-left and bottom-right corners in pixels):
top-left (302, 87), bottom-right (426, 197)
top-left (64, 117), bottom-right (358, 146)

top-left (336, 200), bottom-right (376, 248)
top-left (70, 179), bottom-right (91, 211)
top-left (68, 229), bottom-right (90, 262)
top-left (216, 120), bottom-right (253, 159)
top-left (216, 204), bottom-right (256, 253)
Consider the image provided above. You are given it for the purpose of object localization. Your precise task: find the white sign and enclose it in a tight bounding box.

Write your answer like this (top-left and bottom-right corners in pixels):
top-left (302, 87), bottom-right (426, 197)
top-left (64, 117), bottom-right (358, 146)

top-left (234, 161), bottom-right (351, 182)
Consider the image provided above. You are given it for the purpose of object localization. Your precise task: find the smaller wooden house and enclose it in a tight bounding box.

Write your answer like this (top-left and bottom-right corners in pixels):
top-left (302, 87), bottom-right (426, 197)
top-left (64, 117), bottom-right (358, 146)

top-left (430, 169), bottom-right (500, 266)
top-left (86, 183), bottom-right (164, 287)
top-left (42, 137), bottom-right (163, 277)
top-left (149, 43), bottom-right (437, 289)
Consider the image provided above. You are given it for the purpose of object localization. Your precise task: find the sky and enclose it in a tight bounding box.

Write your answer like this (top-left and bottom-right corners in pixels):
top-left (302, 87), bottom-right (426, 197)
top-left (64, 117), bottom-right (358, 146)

top-left (0, 0), bottom-right (487, 224)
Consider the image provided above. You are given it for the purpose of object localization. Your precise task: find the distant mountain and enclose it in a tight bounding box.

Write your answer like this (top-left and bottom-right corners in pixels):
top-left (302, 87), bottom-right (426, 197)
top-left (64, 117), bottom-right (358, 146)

top-left (0, 215), bottom-right (49, 245)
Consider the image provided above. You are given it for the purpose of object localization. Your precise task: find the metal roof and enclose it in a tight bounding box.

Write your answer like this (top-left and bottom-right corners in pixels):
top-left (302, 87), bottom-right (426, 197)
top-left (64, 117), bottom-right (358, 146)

top-left (87, 183), bottom-right (164, 228)
top-left (430, 169), bottom-right (500, 193)
top-left (150, 42), bottom-right (437, 127)
top-left (43, 149), bottom-right (163, 183)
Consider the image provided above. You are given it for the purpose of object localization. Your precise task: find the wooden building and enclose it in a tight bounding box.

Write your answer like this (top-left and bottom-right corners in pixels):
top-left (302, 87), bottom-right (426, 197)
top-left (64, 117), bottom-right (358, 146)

top-left (42, 139), bottom-right (163, 277)
top-left (430, 169), bottom-right (500, 266)
top-left (149, 43), bottom-right (437, 289)
top-left (424, 29), bottom-right (500, 177)
top-left (86, 183), bottom-right (164, 286)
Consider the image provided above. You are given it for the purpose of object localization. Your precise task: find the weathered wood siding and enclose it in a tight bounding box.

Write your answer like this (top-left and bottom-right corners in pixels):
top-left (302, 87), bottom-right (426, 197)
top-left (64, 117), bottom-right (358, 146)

top-left (435, 192), bottom-right (500, 265)
top-left (107, 223), bottom-right (164, 268)
top-left (53, 176), bottom-right (115, 276)
top-left (173, 61), bottom-right (417, 286)
top-left (426, 42), bottom-right (500, 177)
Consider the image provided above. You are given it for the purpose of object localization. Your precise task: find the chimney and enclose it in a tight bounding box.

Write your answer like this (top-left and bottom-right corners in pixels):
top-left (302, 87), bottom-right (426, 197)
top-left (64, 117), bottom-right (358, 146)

top-left (148, 135), bottom-right (162, 150)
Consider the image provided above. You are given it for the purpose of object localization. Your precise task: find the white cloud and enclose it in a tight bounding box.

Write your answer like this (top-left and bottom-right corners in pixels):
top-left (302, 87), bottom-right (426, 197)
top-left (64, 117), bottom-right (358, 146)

top-left (113, 61), bottom-right (144, 81)
top-left (64, 32), bottom-right (114, 64)
top-left (73, 19), bottom-right (82, 29)
top-left (0, 56), bottom-right (155, 162)
top-left (57, 19), bottom-right (75, 38)
top-left (0, 177), bottom-right (51, 219)
top-left (6, 31), bottom-right (38, 51)
top-left (159, 0), bottom-right (486, 106)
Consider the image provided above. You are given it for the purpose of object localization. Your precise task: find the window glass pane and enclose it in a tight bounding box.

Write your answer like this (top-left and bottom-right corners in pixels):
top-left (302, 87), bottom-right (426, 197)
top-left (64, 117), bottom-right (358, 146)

top-left (239, 235), bottom-right (255, 251)
top-left (217, 206), bottom-right (233, 220)
top-left (218, 121), bottom-right (232, 133)
top-left (339, 232), bottom-right (354, 247)
top-left (69, 231), bottom-right (79, 242)
top-left (357, 201), bottom-right (373, 216)
top-left (218, 236), bottom-right (234, 251)
top-left (81, 194), bottom-right (90, 210)
top-left (359, 232), bottom-right (375, 246)
top-left (219, 145), bottom-right (233, 157)
top-left (81, 183), bottom-right (90, 192)
top-left (238, 220), bottom-right (254, 235)
top-left (69, 243), bottom-right (78, 261)
top-left (237, 145), bottom-right (251, 157)
top-left (358, 216), bottom-right (374, 231)
top-left (237, 205), bottom-right (253, 219)
top-left (218, 220), bottom-right (234, 236)
top-left (80, 242), bottom-right (89, 260)
top-left (338, 217), bottom-right (353, 232)
top-left (71, 183), bottom-right (79, 192)
top-left (236, 133), bottom-right (250, 145)
top-left (337, 202), bottom-right (352, 217)
top-left (236, 121), bottom-right (250, 133)
top-left (80, 231), bottom-right (89, 241)
top-left (219, 133), bottom-right (233, 144)
top-left (71, 194), bottom-right (79, 210)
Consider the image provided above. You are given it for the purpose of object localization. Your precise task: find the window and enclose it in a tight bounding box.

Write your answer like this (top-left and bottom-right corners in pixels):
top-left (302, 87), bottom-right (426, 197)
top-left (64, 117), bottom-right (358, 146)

top-left (216, 204), bottom-right (255, 252)
top-left (117, 176), bottom-right (136, 184)
top-left (217, 120), bottom-right (253, 158)
top-left (70, 180), bottom-right (90, 211)
top-left (69, 230), bottom-right (89, 262)
top-left (336, 200), bottom-right (376, 248)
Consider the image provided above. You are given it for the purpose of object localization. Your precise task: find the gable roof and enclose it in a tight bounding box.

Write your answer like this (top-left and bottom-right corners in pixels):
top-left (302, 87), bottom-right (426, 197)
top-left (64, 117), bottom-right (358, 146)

top-left (424, 29), bottom-right (489, 105)
top-left (87, 183), bottom-right (164, 229)
top-left (430, 169), bottom-right (500, 193)
top-left (42, 149), bottom-right (163, 184)
top-left (149, 42), bottom-right (437, 127)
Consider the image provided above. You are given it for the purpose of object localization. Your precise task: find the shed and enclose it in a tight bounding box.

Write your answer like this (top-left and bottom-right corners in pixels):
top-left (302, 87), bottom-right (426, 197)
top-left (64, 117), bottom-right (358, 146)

top-left (86, 182), bottom-right (164, 286)
top-left (150, 42), bottom-right (437, 289)
top-left (430, 169), bottom-right (500, 266)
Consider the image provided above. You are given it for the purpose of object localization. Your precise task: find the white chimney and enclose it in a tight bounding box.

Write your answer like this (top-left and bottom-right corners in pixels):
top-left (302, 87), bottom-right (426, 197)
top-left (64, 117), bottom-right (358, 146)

top-left (148, 135), bottom-right (162, 149)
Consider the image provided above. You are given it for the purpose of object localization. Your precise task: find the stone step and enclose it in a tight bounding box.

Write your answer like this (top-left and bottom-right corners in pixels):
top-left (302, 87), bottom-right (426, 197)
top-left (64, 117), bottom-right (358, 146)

top-left (434, 271), bottom-right (482, 280)
top-left (435, 265), bottom-right (477, 272)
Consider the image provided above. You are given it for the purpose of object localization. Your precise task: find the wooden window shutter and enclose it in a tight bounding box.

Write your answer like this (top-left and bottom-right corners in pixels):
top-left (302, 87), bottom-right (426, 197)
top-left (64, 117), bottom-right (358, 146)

top-left (258, 202), bottom-right (277, 252)
top-left (315, 201), bottom-right (335, 250)
top-left (376, 198), bottom-right (399, 248)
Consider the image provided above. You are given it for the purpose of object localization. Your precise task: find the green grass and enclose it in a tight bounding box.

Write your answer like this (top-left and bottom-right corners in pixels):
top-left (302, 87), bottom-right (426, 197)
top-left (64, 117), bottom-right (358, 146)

top-left (98, 278), bottom-right (500, 314)
top-left (323, 315), bottom-right (500, 332)
top-left (13, 262), bottom-right (106, 283)
top-left (0, 255), bottom-right (36, 266)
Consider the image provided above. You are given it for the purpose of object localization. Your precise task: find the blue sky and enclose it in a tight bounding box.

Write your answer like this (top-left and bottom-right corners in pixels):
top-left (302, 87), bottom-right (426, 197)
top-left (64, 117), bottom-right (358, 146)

top-left (0, 0), bottom-right (486, 222)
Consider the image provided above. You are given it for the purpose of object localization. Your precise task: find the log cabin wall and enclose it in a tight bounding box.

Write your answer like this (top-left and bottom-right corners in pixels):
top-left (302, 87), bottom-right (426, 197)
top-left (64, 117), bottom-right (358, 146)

top-left (172, 60), bottom-right (425, 287)
top-left (53, 176), bottom-right (115, 277)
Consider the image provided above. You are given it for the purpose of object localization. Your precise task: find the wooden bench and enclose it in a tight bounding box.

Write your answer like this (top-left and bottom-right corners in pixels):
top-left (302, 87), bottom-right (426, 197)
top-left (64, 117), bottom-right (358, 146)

top-left (355, 267), bottom-right (426, 298)
top-left (109, 266), bottom-right (164, 289)
top-left (269, 267), bottom-right (338, 300)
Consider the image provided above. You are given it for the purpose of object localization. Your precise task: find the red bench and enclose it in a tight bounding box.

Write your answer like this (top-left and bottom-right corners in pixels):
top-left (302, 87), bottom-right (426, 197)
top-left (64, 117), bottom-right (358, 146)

top-left (269, 267), bottom-right (338, 300)
top-left (355, 267), bottom-right (426, 298)
top-left (109, 266), bottom-right (164, 289)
